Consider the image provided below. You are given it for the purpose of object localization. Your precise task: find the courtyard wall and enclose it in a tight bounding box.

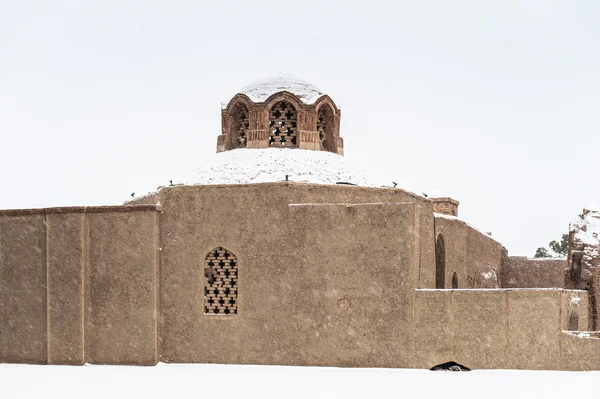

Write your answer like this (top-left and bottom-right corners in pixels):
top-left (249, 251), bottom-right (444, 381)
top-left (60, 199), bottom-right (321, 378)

top-left (152, 183), bottom-right (434, 367)
top-left (0, 205), bottom-right (160, 365)
top-left (433, 213), bottom-right (504, 289)
top-left (501, 256), bottom-right (566, 288)
top-left (413, 288), bottom-right (590, 370)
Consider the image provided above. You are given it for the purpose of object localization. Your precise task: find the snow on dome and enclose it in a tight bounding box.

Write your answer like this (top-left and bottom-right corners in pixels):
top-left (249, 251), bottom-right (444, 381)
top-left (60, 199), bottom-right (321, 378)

top-left (235, 73), bottom-right (325, 105)
top-left (188, 148), bottom-right (370, 186)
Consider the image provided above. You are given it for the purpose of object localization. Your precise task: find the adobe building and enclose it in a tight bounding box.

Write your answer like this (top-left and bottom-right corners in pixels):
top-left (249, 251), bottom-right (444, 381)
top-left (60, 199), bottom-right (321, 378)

top-left (1, 74), bottom-right (599, 370)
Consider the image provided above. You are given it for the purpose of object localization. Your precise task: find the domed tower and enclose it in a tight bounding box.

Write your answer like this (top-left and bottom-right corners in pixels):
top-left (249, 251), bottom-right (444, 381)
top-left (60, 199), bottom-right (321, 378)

top-left (218, 73), bottom-right (344, 155)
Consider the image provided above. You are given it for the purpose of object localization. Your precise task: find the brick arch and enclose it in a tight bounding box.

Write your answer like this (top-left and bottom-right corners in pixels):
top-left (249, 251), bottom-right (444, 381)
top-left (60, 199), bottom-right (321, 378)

top-left (316, 103), bottom-right (335, 151)
top-left (203, 247), bottom-right (238, 315)
top-left (228, 102), bottom-right (250, 149)
top-left (263, 91), bottom-right (305, 110)
top-left (268, 100), bottom-right (298, 147)
top-left (435, 234), bottom-right (446, 289)
top-left (221, 95), bottom-right (254, 151)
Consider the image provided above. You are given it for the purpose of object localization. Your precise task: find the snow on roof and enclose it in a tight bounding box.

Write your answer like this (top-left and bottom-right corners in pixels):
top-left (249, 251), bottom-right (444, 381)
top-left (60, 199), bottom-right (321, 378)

top-left (434, 212), bottom-right (502, 245)
top-left (570, 207), bottom-right (600, 248)
top-left (188, 148), bottom-right (372, 186)
top-left (233, 73), bottom-right (325, 106)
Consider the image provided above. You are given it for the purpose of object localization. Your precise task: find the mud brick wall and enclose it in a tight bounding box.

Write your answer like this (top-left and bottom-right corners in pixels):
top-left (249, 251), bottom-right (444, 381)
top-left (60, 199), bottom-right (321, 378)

top-left (154, 183), bottom-right (434, 368)
top-left (433, 214), bottom-right (504, 289)
top-left (413, 289), bottom-right (590, 370)
top-left (501, 256), bottom-right (566, 289)
top-left (0, 205), bottom-right (160, 365)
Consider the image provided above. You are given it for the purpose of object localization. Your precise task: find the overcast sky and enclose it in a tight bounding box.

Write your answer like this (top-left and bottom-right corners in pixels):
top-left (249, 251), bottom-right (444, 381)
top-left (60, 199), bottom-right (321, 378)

top-left (1, 1), bottom-right (599, 256)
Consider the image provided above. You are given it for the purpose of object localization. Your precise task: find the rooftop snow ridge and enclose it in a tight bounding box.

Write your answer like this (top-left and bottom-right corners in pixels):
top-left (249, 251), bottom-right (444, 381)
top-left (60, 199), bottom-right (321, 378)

top-left (223, 73), bottom-right (327, 108)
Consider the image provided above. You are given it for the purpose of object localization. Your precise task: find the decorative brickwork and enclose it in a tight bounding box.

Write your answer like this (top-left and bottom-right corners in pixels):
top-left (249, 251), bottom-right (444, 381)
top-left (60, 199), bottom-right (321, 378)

top-left (431, 197), bottom-right (459, 217)
top-left (235, 105), bottom-right (249, 148)
top-left (316, 105), bottom-right (335, 152)
top-left (269, 101), bottom-right (297, 147)
top-left (220, 77), bottom-right (343, 154)
top-left (204, 247), bottom-right (238, 315)
top-left (316, 111), bottom-right (327, 148)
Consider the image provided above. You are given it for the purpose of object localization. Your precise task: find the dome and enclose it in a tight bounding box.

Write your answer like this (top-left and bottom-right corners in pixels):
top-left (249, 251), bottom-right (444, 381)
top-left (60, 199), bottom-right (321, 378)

top-left (236, 73), bottom-right (325, 104)
top-left (188, 148), bottom-right (369, 186)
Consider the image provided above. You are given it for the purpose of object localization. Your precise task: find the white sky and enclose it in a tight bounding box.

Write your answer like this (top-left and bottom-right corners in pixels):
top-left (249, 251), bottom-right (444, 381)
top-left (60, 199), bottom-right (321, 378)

top-left (1, 0), bottom-right (599, 256)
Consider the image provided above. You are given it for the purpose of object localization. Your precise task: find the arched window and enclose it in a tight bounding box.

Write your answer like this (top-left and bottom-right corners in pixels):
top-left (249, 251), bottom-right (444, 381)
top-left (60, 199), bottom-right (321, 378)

top-left (232, 104), bottom-right (249, 148)
top-left (316, 105), bottom-right (334, 151)
top-left (204, 247), bottom-right (238, 315)
top-left (269, 101), bottom-right (297, 147)
top-left (452, 272), bottom-right (458, 289)
top-left (435, 234), bottom-right (445, 289)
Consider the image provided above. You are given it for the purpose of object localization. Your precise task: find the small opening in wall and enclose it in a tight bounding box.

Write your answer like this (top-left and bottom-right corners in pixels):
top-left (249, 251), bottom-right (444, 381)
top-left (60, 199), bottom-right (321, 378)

top-left (317, 105), bottom-right (334, 151)
top-left (231, 104), bottom-right (249, 149)
top-left (269, 101), bottom-right (297, 147)
top-left (571, 252), bottom-right (583, 287)
top-left (435, 234), bottom-right (446, 289)
top-left (430, 361), bottom-right (471, 372)
top-left (204, 247), bottom-right (238, 315)
top-left (452, 272), bottom-right (458, 289)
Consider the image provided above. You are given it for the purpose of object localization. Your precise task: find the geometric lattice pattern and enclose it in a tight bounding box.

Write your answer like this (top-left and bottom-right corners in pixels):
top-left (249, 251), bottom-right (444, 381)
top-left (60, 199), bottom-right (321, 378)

top-left (316, 110), bottom-right (327, 148)
top-left (269, 101), bottom-right (297, 147)
top-left (204, 247), bottom-right (238, 315)
top-left (236, 106), bottom-right (250, 148)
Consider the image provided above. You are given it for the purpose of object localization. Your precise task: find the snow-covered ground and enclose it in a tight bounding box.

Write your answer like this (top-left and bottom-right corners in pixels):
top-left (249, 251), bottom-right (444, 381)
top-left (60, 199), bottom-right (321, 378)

top-left (2, 363), bottom-right (598, 398)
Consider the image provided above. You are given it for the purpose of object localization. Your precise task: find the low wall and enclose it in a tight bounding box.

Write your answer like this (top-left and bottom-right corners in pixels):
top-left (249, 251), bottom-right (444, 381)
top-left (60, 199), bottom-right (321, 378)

top-left (433, 214), bottom-right (504, 289)
top-left (413, 288), bottom-right (590, 370)
top-left (561, 332), bottom-right (600, 370)
top-left (501, 256), bottom-right (566, 288)
top-left (0, 205), bottom-right (160, 365)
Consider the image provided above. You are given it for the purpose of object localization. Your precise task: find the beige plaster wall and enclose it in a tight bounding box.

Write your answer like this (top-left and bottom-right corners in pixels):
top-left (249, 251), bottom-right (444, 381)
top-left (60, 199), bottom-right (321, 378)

top-left (501, 256), bottom-right (566, 288)
top-left (413, 289), bottom-right (590, 370)
top-left (134, 183), bottom-right (437, 288)
top-left (0, 206), bottom-right (160, 365)
top-left (561, 332), bottom-right (600, 371)
top-left (433, 215), bottom-right (504, 289)
top-left (0, 214), bottom-right (47, 364)
top-left (153, 184), bottom-right (433, 367)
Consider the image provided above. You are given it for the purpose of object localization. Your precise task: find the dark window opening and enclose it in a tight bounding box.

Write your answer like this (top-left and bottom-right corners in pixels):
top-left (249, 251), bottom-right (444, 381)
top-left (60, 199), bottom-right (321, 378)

top-left (435, 234), bottom-right (446, 289)
top-left (452, 272), bottom-right (458, 289)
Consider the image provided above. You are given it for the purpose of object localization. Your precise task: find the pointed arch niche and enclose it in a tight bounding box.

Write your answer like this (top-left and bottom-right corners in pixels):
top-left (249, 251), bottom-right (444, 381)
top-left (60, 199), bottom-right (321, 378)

top-left (316, 104), bottom-right (335, 152)
top-left (435, 234), bottom-right (446, 289)
top-left (229, 102), bottom-right (250, 149)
